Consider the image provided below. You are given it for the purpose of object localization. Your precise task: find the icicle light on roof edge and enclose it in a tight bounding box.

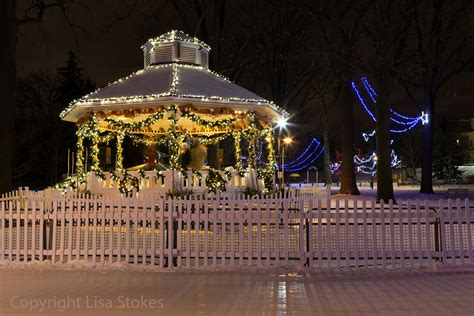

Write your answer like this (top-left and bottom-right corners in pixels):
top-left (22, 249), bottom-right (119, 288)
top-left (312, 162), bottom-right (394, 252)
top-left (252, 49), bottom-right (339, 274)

top-left (60, 63), bottom-right (287, 119)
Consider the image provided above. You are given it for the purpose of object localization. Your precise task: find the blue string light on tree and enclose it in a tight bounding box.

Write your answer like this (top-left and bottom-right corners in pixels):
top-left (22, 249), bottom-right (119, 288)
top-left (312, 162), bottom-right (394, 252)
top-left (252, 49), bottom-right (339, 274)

top-left (277, 138), bottom-right (324, 172)
top-left (351, 76), bottom-right (426, 174)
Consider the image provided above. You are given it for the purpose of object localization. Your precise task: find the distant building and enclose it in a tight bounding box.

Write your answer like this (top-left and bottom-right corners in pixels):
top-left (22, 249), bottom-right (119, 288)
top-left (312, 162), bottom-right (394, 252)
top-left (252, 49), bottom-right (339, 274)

top-left (450, 118), bottom-right (474, 164)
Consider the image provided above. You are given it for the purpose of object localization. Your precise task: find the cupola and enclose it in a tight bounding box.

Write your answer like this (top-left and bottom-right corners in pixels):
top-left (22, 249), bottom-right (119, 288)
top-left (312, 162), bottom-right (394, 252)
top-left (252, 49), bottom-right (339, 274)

top-left (142, 30), bottom-right (211, 68)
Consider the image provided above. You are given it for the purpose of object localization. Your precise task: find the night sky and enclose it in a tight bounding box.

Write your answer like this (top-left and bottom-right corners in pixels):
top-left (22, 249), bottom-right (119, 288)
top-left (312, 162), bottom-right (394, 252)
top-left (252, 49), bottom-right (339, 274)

top-left (16, 1), bottom-right (474, 127)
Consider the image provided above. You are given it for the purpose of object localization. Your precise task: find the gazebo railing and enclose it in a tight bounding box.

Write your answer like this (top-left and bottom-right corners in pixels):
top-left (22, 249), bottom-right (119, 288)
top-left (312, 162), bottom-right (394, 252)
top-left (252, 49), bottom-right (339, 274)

top-left (87, 170), bottom-right (264, 196)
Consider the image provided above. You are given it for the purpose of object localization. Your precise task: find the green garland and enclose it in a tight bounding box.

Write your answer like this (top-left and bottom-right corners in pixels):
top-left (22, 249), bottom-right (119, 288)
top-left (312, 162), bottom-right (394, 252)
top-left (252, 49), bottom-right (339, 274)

top-left (115, 131), bottom-right (125, 172)
top-left (205, 169), bottom-right (227, 193)
top-left (181, 109), bottom-right (238, 128)
top-left (104, 110), bottom-right (165, 131)
top-left (167, 106), bottom-right (182, 169)
top-left (110, 169), bottom-right (148, 195)
top-left (199, 133), bottom-right (229, 145)
top-left (67, 106), bottom-right (277, 195)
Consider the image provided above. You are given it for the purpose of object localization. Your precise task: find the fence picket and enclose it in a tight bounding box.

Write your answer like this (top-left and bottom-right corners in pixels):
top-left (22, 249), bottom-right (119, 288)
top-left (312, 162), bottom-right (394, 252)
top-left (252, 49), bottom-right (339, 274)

top-left (407, 200), bottom-right (414, 268)
top-left (0, 197), bottom-right (4, 261)
top-left (266, 199), bottom-right (272, 267)
top-left (299, 199), bottom-right (305, 267)
top-left (456, 199), bottom-right (464, 265)
top-left (335, 200), bottom-right (341, 268)
top-left (85, 198), bottom-right (90, 262)
top-left (141, 199), bottom-right (147, 266)
top-left (176, 200), bottom-right (182, 268)
top-left (168, 199), bottom-right (174, 268)
top-left (439, 200), bottom-right (447, 263)
top-left (23, 199), bottom-right (29, 261)
top-left (92, 199), bottom-right (98, 263)
top-left (362, 200), bottom-right (369, 269)
top-left (150, 198), bottom-right (156, 266)
top-left (307, 199), bottom-right (313, 268)
top-left (448, 199), bottom-right (456, 265)
top-left (238, 199), bottom-right (244, 266)
top-left (195, 199), bottom-right (200, 268)
top-left (76, 199), bottom-right (82, 261)
top-left (247, 198), bottom-right (253, 267)
top-left (371, 200), bottom-right (377, 269)
top-left (380, 200), bottom-right (387, 269)
top-left (415, 200), bottom-right (423, 267)
top-left (344, 200), bottom-right (350, 269)
top-left (354, 199), bottom-right (359, 269)
top-left (39, 201), bottom-right (44, 261)
top-left (465, 198), bottom-right (472, 263)
top-left (51, 200), bottom-right (57, 263)
top-left (398, 201), bottom-right (404, 269)
top-left (389, 200), bottom-right (396, 270)
top-left (15, 197), bottom-right (21, 261)
top-left (32, 200), bottom-right (37, 261)
top-left (317, 200), bottom-right (323, 269)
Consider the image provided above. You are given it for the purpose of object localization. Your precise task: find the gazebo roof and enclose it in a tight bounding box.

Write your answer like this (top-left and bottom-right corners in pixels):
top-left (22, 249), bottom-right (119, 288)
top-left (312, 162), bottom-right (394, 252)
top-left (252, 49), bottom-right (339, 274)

top-left (61, 31), bottom-right (286, 123)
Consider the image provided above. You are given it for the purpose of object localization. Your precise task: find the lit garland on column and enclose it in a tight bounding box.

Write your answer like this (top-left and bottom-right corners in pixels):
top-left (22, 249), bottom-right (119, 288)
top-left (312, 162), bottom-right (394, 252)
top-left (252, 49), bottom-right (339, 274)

top-left (257, 128), bottom-right (276, 193)
top-left (75, 131), bottom-right (85, 183)
top-left (233, 132), bottom-right (244, 176)
top-left (248, 137), bottom-right (257, 170)
top-left (90, 130), bottom-right (100, 172)
top-left (116, 131), bottom-right (125, 172)
top-left (167, 105), bottom-right (181, 169)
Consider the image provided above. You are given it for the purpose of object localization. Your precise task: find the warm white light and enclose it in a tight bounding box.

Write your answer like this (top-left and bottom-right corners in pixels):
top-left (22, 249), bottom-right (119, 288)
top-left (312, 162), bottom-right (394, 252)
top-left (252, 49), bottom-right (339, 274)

top-left (283, 137), bottom-right (292, 145)
top-left (277, 117), bottom-right (288, 129)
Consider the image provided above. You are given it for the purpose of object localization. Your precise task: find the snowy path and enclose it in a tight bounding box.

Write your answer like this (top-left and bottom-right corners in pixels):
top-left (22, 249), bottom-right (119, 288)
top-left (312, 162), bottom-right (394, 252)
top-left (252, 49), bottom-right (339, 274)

top-left (1, 269), bottom-right (474, 315)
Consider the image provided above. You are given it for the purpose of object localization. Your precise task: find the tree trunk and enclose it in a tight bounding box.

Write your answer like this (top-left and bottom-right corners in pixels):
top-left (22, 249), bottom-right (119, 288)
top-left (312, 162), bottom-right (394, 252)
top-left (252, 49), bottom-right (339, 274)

top-left (339, 78), bottom-right (360, 195)
top-left (0, 0), bottom-right (16, 194)
top-left (375, 72), bottom-right (395, 202)
top-left (322, 99), bottom-right (332, 186)
top-left (420, 86), bottom-right (435, 193)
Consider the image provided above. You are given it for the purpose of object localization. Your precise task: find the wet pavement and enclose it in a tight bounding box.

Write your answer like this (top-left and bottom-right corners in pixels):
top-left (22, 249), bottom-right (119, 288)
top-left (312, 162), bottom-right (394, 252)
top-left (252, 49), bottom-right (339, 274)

top-left (1, 269), bottom-right (474, 315)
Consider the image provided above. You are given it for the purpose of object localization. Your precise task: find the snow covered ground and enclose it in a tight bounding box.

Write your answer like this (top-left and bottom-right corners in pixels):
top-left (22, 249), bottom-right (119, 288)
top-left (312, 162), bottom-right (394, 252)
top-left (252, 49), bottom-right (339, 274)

top-left (1, 266), bottom-right (474, 315)
top-left (330, 184), bottom-right (474, 207)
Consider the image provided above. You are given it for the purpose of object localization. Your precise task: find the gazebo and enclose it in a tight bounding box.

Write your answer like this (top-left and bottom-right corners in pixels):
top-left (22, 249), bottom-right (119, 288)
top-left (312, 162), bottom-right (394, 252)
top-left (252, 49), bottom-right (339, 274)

top-left (59, 30), bottom-right (286, 195)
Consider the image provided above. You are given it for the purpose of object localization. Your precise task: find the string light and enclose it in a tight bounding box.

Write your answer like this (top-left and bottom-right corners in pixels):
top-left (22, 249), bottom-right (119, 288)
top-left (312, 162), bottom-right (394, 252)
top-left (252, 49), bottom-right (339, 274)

top-left (60, 63), bottom-right (287, 120)
top-left (59, 30), bottom-right (289, 195)
top-left (278, 138), bottom-right (322, 170)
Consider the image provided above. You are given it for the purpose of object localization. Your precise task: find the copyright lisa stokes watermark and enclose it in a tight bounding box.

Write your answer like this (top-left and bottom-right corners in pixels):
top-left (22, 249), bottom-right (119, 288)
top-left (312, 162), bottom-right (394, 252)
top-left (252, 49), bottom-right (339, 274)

top-left (10, 295), bottom-right (165, 312)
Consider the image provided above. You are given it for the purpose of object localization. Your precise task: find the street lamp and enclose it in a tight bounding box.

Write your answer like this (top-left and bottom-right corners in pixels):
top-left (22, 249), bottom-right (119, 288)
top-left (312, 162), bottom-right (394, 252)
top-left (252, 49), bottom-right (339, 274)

top-left (281, 136), bottom-right (293, 190)
top-left (277, 117), bottom-right (288, 130)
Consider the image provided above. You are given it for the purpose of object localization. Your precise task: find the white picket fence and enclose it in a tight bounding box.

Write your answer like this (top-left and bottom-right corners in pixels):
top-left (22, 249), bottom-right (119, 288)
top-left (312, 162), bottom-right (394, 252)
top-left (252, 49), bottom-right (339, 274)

top-left (0, 190), bottom-right (473, 270)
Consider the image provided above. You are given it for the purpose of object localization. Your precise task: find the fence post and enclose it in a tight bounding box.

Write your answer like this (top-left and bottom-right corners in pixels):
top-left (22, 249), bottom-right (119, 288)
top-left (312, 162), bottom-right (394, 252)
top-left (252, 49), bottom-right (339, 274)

top-left (433, 214), bottom-right (442, 262)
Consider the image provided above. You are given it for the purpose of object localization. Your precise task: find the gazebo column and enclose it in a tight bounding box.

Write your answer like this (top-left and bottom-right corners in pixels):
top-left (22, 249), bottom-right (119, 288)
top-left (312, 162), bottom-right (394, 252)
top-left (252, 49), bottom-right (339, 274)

top-left (167, 106), bottom-right (181, 192)
top-left (263, 128), bottom-right (276, 192)
top-left (75, 131), bottom-right (85, 184)
top-left (266, 128), bottom-right (275, 168)
top-left (233, 132), bottom-right (243, 186)
top-left (115, 131), bottom-right (125, 173)
top-left (247, 135), bottom-right (258, 189)
top-left (90, 131), bottom-right (100, 172)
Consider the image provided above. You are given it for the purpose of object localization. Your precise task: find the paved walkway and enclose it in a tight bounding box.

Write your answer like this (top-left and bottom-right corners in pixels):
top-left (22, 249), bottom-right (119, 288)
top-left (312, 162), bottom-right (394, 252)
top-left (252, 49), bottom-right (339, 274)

top-left (1, 269), bottom-right (474, 315)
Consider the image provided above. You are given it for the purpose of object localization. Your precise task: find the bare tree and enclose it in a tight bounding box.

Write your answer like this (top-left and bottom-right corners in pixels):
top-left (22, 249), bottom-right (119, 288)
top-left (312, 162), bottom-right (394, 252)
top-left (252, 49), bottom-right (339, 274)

top-left (410, 0), bottom-right (474, 193)
top-left (0, 0), bottom-right (83, 193)
top-left (361, 1), bottom-right (412, 202)
top-left (311, 1), bottom-right (371, 195)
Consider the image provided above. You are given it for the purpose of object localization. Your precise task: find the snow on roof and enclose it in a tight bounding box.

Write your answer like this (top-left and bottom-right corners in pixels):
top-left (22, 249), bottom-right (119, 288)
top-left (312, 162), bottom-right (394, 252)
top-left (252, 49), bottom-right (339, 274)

top-left (83, 64), bottom-right (265, 102)
top-left (61, 63), bottom-right (284, 121)
top-left (144, 30), bottom-right (211, 50)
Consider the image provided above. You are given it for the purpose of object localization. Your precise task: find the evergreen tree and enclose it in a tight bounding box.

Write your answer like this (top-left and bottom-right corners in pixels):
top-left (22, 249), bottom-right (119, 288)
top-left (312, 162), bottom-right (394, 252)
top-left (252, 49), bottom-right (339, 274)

top-left (14, 50), bottom-right (95, 188)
